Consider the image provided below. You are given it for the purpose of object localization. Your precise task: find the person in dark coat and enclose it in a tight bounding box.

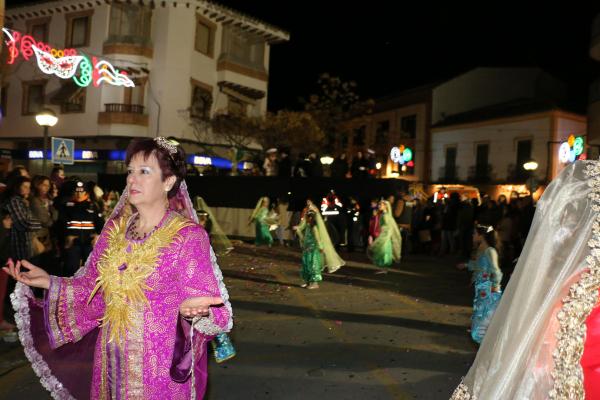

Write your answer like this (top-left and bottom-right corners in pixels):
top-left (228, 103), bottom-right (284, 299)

top-left (457, 196), bottom-right (475, 261)
top-left (278, 151), bottom-right (292, 178)
top-left (56, 180), bottom-right (104, 275)
top-left (309, 153), bottom-right (323, 177)
top-left (331, 153), bottom-right (349, 179)
top-left (440, 192), bottom-right (460, 255)
top-left (3, 176), bottom-right (41, 261)
top-left (351, 151), bottom-right (369, 179)
top-left (294, 154), bottom-right (311, 178)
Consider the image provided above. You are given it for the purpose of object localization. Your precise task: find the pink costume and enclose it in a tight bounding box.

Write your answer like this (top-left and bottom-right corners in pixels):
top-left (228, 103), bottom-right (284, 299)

top-left (11, 181), bottom-right (233, 399)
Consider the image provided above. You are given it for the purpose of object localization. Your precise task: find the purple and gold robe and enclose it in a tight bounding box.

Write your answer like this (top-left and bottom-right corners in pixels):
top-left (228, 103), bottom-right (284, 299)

top-left (11, 211), bottom-right (233, 399)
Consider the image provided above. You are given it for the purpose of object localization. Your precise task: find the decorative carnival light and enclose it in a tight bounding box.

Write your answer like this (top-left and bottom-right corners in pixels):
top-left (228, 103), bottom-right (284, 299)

top-left (390, 145), bottom-right (414, 167)
top-left (558, 134), bottom-right (585, 164)
top-left (32, 45), bottom-right (84, 79)
top-left (2, 28), bottom-right (135, 88)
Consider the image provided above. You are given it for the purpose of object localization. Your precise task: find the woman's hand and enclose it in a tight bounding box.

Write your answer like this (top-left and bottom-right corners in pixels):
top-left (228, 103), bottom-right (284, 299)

top-left (179, 296), bottom-right (223, 319)
top-left (2, 258), bottom-right (50, 289)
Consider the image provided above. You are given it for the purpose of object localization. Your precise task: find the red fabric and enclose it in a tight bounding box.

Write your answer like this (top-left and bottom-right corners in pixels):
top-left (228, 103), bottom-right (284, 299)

top-left (369, 213), bottom-right (381, 238)
top-left (582, 300), bottom-right (600, 399)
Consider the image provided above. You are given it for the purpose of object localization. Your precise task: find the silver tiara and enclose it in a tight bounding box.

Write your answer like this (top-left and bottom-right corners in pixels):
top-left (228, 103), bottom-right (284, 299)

top-left (154, 137), bottom-right (178, 155)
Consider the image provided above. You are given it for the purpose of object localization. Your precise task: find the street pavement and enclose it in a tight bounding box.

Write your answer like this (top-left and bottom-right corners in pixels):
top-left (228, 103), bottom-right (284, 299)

top-left (0, 242), bottom-right (477, 400)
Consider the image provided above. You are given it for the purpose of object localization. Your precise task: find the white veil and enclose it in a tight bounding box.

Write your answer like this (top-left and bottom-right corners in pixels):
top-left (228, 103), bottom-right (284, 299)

top-left (451, 160), bottom-right (600, 399)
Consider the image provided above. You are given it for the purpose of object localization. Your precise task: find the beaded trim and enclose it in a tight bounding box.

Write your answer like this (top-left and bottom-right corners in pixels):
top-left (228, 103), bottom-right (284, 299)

top-left (154, 137), bottom-right (178, 155)
top-left (450, 381), bottom-right (476, 400)
top-left (549, 162), bottom-right (600, 399)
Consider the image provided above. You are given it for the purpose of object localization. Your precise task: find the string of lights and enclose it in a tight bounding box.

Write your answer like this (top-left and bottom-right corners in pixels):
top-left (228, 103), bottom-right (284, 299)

top-left (1, 27), bottom-right (151, 88)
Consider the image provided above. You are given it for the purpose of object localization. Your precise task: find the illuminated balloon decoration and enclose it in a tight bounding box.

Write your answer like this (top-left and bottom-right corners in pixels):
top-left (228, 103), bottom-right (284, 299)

top-left (390, 145), bottom-right (414, 167)
top-left (558, 134), bottom-right (585, 164)
top-left (2, 28), bottom-right (135, 88)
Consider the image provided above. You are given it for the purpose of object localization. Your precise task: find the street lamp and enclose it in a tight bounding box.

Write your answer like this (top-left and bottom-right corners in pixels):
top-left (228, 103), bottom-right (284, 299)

top-left (35, 108), bottom-right (58, 174)
top-left (320, 156), bottom-right (334, 165)
top-left (523, 159), bottom-right (539, 194)
top-left (523, 160), bottom-right (538, 171)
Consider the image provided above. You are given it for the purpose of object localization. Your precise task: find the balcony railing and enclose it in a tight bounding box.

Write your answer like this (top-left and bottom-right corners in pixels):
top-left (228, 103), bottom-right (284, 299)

top-left (467, 164), bottom-right (493, 183)
top-left (98, 103), bottom-right (148, 126)
top-left (438, 166), bottom-right (459, 182)
top-left (104, 103), bottom-right (145, 114)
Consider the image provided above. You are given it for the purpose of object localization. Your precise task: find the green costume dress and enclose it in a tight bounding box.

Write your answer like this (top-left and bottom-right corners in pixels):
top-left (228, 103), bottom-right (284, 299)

top-left (194, 196), bottom-right (234, 255)
top-left (368, 200), bottom-right (402, 268)
top-left (299, 224), bottom-right (323, 283)
top-left (296, 204), bottom-right (345, 273)
top-left (250, 197), bottom-right (274, 246)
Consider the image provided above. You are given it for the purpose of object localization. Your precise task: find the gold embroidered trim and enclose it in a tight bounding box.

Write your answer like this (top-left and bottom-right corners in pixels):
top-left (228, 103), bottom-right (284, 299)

top-left (89, 213), bottom-right (192, 346)
top-left (110, 340), bottom-right (117, 398)
top-left (126, 305), bottom-right (145, 399)
top-left (47, 277), bottom-right (65, 347)
top-left (450, 381), bottom-right (476, 400)
top-left (65, 280), bottom-right (81, 342)
top-left (100, 327), bottom-right (108, 400)
top-left (549, 163), bottom-right (600, 399)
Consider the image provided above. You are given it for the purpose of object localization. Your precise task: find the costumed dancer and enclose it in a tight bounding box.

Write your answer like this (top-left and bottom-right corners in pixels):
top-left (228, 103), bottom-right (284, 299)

top-left (459, 224), bottom-right (502, 344)
top-left (249, 196), bottom-right (275, 246)
top-left (3, 137), bottom-right (233, 399)
top-left (367, 200), bottom-right (401, 273)
top-left (195, 196), bottom-right (234, 255)
top-left (296, 210), bottom-right (324, 289)
top-left (296, 199), bottom-right (345, 274)
top-left (450, 160), bottom-right (600, 399)
top-left (196, 204), bottom-right (236, 363)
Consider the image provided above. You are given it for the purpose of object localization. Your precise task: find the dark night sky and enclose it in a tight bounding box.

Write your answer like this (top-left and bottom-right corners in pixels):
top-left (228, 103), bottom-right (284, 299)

top-left (7, 1), bottom-right (600, 111)
top-left (218, 1), bottom-right (600, 112)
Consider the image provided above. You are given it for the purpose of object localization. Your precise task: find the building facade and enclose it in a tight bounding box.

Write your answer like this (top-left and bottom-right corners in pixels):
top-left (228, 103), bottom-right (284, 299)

top-left (0, 0), bottom-right (289, 178)
top-left (431, 110), bottom-right (587, 185)
top-left (431, 68), bottom-right (586, 186)
top-left (338, 85), bottom-right (433, 181)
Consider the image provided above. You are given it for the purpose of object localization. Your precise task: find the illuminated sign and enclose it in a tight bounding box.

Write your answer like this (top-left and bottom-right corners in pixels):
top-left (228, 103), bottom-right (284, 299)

top-left (558, 134), bottom-right (585, 164)
top-left (2, 28), bottom-right (135, 88)
top-left (390, 145), bottom-right (414, 167)
top-left (28, 150), bottom-right (43, 159)
top-left (81, 151), bottom-right (98, 160)
top-left (193, 156), bottom-right (212, 166)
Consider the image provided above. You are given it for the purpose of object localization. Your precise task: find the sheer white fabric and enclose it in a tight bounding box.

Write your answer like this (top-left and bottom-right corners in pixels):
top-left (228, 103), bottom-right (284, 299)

top-left (452, 160), bottom-right (599, 399)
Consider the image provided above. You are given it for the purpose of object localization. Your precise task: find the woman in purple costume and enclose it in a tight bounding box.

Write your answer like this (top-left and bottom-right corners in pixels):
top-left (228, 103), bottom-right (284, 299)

top-left (3, 137), bottom-right (233, 399)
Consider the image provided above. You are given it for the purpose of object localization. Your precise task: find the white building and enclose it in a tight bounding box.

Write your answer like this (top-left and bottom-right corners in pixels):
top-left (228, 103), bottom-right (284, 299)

top-left (431, 108), bottom-right (586, 184)
top-left (430, 68), bottom-right (587, 186)
top-left (0, 0), bottom-right (289, 177)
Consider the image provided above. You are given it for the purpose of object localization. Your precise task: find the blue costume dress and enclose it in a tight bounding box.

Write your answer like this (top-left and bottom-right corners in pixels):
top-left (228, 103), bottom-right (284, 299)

top-left (468, 247), bottom-right (502, 344)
